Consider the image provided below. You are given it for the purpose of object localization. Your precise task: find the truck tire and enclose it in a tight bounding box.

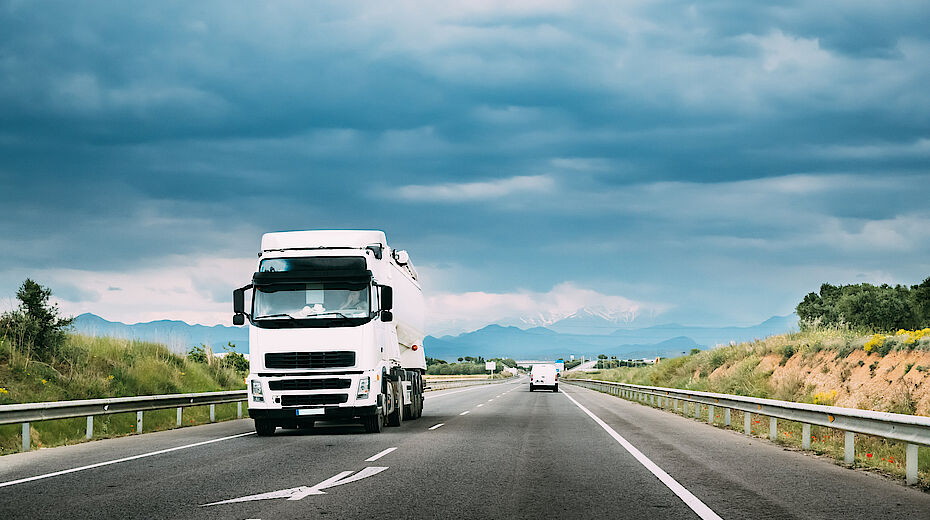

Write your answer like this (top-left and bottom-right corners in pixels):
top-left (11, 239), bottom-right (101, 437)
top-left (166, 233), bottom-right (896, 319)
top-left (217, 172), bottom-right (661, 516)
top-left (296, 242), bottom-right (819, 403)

top-left (363, 413), bottom-right (383, 433)
top-left (553, 384), bottom-right (558, 393)
top-left (414, 394), bottom-right (423, 419)
top-left (387, 390), bottom-right (404, 427)
top-left (254, 419), bottom-right (276, 437)
top-left (529, 384), bottom-right (535, 392)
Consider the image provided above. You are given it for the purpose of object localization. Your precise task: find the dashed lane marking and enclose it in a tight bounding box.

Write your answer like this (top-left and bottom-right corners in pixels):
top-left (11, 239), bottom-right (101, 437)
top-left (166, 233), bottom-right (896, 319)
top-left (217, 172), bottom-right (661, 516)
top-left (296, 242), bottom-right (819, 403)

top-left (476, 404), bottom-right (484, 408)
top-left (428, 423), bottom-right (444, 430)
top-left (365, 447), bottom-right (397, 462)
top-left (459, 411), bottom-right (470, 415)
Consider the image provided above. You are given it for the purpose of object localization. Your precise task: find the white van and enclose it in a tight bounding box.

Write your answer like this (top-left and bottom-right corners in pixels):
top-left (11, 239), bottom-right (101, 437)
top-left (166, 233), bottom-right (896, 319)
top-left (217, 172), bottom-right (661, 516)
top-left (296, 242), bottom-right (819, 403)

top-left (529, 364), bottom-right (558, 392)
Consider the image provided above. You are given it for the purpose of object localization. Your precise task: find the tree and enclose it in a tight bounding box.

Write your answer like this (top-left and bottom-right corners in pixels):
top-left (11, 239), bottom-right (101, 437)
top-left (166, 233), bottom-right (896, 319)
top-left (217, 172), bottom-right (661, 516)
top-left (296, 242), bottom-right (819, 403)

top-left (911, 277), bottom-right (930, 327)
top-left (0, 279), bottom-right (74, 361)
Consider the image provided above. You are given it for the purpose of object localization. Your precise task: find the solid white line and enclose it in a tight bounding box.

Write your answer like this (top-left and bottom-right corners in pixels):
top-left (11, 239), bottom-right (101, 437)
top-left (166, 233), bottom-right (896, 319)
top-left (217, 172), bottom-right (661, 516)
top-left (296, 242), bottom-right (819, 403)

top-left (0, 431), bottom-right (256, 489)
top-left (561, 391), bottom-right (723, 520)
top-left (364, 447), bottom-right (397, 462)
top-left (459, 410), bottom-right (470, 415)
top-left (428, 423), bottom-right (444, 430)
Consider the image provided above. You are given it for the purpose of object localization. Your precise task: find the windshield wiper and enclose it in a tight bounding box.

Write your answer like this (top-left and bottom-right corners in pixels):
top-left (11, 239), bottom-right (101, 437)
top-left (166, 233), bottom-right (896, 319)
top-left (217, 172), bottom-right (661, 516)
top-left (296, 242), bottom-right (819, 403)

top-left (255, 313), bottom-right (297, 320)
top-left (307, 311), bottom-right (352, 319)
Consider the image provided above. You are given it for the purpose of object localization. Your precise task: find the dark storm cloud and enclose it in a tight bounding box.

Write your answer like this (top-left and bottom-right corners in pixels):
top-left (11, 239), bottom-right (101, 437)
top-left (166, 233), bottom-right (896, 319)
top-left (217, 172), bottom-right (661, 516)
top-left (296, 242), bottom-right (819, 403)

top-left (2, 1), bottom-right (929, 325)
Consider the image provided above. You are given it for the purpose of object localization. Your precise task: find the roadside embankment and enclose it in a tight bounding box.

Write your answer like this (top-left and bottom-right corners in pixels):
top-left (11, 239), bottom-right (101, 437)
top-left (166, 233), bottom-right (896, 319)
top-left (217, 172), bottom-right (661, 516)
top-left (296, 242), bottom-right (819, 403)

top-left (565, 326), bottom-right (930, 485)
top-left (0, 334), bottom-right (246, 454)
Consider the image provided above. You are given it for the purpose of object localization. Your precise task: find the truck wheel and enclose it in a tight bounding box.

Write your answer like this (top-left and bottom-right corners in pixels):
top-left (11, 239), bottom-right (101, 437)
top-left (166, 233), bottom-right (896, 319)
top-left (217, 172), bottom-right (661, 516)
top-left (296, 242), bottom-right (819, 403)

top-left (387, 393), bottom-right (404, 426)
top-left (529, 384), bottom-right (535, 392)
top-left (254, 419), bottom-right (276, 437)
top-left (415, 394), bottom-right (424, 419)
top-left (553, 384), bottom-right (558, 393)
top-left (363, 413), bottom-right (383, 433)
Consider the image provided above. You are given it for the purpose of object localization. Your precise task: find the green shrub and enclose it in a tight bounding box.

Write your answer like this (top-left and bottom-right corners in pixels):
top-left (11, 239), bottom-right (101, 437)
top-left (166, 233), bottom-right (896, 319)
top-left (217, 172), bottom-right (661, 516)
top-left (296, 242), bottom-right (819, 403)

top-left (0, 279), bottom-right (74, 362)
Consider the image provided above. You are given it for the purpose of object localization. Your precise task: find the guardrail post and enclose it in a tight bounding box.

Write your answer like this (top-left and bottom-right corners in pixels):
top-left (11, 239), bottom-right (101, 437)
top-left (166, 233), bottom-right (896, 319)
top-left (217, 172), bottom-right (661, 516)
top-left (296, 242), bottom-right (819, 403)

top-left (177, 407), bottom-right (182, 427)
top-left (137, 411), bottom-right (143, 433)
top-left (844, 431), bottom-right (854, 464)
top-left (86, 416), bottom-right (93, 439)
top-left (802, 423), bottom-right (811, 449)
top-left (724, 408), bottom-right (731, 427)
top-left (22, 422), bottom-right (30, 452)
top-left (744, 412), bottom-right (752, 435)
top-left (906, 443), bottom-right (918, 485)
top-left (673, 399), bottom-right (679, 412)
top-left (210, 404), bottom-right (216, 422)
top-left (237, 402), bottom-right (242, 419)
top-left (769, 417), bottom-right (777, 441)
top-left (708, 404), bottom-right (714, 424)
top-left (693, 402), bottom-right (700, 419)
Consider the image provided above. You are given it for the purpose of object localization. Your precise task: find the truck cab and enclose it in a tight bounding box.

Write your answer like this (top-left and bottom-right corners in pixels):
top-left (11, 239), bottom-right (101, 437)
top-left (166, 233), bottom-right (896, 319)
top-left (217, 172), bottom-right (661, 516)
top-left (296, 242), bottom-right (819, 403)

top-left (233, 230), bottom-right (425, 435)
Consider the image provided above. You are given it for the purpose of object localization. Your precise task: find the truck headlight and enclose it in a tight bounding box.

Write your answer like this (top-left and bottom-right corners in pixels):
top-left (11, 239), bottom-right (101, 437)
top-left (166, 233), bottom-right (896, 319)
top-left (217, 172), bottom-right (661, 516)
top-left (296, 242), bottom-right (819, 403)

top-left (251, 380), bottom-right (264, 402)
top-left (357, 376), bottom-right (370, 399)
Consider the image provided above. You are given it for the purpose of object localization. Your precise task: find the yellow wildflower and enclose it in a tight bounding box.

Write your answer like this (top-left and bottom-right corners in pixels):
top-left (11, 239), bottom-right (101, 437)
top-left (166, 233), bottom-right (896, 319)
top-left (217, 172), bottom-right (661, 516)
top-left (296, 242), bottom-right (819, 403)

top-left (107, 375), bottom-right (114, 380)
top-left (864, 334), bottom-right (885, 352)
top-left (41, 379), bottom-right (47, 385)
top-left (0, 387), bottom-right (9, 394)
top-left (813, 390), bottom-right (837, 405)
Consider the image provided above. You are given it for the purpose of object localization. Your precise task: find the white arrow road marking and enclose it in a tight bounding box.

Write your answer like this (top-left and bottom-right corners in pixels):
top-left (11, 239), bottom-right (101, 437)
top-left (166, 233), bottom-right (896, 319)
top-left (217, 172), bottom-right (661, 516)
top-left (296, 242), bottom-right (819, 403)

top-left (286, 470), bottom-right (357, 500)
top-left (201, 467), bottom-right (389, 506)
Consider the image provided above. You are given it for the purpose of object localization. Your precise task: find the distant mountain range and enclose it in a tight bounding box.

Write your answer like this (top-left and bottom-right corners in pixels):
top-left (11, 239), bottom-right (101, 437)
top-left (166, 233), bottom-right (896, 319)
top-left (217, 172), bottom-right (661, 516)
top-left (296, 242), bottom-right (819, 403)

top-left (72, 313), bottom-right (248, 354)
top-left (70, 312), bottom-right (798, 360)
top-left (423, 314), bottom-right (799, 361)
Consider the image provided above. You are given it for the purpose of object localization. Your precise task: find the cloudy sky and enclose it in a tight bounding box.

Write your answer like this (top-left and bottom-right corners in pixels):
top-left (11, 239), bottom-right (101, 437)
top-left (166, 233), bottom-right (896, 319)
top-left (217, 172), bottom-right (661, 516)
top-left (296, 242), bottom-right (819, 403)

top-left (2, 1), bottom-right (928, 335)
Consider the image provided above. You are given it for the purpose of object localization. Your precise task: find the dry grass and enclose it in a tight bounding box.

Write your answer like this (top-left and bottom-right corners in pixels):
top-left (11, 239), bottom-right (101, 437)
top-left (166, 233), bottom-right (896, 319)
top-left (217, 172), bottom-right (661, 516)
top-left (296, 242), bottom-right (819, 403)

top-left (0, 333), bottom-right (246, 455)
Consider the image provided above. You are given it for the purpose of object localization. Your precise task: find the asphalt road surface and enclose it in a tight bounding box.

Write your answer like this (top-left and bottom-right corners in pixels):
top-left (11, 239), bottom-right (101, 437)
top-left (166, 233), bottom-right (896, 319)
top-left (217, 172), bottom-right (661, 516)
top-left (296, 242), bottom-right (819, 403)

top-left (2, 377), bottom-right (929, 519)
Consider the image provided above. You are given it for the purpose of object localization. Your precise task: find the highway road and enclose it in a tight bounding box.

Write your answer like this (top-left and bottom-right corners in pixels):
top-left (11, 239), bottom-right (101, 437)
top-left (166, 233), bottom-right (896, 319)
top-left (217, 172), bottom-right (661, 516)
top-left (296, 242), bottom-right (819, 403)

top-left (2, 377), bottom-right (929, 519)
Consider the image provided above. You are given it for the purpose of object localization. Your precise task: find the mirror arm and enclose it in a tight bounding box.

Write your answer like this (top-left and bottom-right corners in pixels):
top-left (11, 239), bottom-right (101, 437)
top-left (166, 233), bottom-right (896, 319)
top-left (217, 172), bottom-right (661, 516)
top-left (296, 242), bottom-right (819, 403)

top-left (233, 284), bottom-right (253, 320)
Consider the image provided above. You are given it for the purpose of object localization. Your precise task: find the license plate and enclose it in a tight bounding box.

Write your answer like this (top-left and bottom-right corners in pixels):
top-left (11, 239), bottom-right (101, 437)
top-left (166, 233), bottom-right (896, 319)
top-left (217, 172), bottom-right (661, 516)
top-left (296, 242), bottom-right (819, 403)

top-left (296, 408), bottom-right (325, 416)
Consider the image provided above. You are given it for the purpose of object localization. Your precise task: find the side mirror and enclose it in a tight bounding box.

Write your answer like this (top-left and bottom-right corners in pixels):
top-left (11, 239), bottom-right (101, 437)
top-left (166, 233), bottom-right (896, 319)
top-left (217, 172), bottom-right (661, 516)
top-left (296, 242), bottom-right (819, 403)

top-left (233, 314), bottom-right (245, 326)
top-left (381, 285), bottom-right (393, 311)
top-left (381, 310), bottom-right (393, 322)
top-left (233, 288), bottom-right (245, 314)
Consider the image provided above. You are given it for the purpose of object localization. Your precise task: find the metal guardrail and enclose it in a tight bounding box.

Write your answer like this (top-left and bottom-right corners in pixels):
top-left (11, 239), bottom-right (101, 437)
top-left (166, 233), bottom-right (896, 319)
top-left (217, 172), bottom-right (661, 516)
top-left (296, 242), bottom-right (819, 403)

top-left (0, 390), bottom-right (247, 453)
top-left (566, 378), bottom-right (930, 486)
top-left (424, 377), bottom-right (513, 391)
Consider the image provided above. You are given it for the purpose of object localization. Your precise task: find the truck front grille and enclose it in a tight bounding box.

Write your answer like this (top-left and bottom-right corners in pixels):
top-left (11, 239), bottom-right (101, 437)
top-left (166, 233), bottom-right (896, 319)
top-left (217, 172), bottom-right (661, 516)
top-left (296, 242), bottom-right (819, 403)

top-left (268, 378), bottom-right (351, 391)
top-left (265, 351), bottom-right (356, 369)
top-left (280, 394), bottom-right (349, 407)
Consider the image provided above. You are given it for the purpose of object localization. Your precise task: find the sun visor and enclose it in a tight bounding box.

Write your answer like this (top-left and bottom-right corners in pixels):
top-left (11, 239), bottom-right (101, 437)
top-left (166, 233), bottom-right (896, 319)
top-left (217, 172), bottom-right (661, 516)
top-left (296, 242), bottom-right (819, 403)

top-left (252, 269), bottom-right (373, 285)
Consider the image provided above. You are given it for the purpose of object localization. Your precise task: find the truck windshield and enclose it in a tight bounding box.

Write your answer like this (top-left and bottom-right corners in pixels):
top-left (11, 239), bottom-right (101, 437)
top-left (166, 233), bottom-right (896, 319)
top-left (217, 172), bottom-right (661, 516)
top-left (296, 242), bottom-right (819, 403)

top-left (254, 282), bottom-right (370, 320)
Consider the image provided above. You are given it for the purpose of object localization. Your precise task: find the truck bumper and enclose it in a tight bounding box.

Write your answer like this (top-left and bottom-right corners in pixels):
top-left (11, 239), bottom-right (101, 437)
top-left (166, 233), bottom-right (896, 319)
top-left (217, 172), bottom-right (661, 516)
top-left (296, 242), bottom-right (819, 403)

top-left (249, 405), bottom-right (380, 422)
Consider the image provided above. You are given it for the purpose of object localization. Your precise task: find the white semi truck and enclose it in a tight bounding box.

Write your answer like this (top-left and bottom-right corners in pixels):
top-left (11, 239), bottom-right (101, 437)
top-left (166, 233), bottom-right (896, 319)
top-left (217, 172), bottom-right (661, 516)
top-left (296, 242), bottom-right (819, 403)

top-left (232, 230), bottom-right (426, 435)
